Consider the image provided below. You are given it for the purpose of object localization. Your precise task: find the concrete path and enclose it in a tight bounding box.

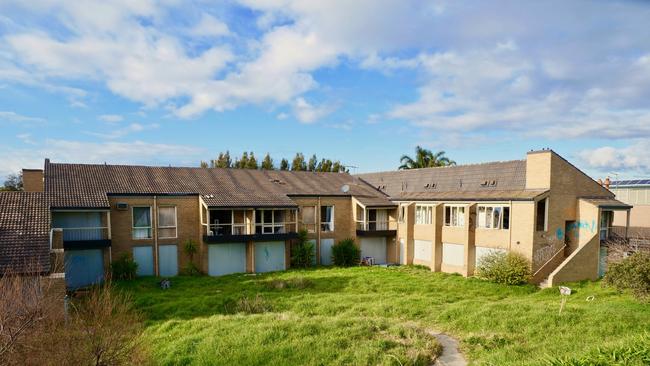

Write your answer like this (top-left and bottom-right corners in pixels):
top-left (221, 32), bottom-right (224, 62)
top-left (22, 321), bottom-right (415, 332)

top-left (428, 331), bottom-right (467, 366)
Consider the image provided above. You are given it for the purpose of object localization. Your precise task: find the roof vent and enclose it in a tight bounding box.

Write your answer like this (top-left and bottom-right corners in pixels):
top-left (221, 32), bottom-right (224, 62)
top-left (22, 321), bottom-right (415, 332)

top-left (270, 178), bottom-right (285, 185)
top-left (116, 202), bottom-right (128, 210)
top-left (490, 180), bottom-right (497, 187)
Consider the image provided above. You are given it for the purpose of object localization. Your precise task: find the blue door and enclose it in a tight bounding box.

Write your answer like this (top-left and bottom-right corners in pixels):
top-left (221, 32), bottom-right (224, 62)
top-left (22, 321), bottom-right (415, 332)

top-left (133, 246), bottom-right (154, 276)
top-left (255, 241), bottom-right (285, 273)
top-left (320, 238), bottom-right (334, 266)
top-left (158, 245), bottom-right (178, 277)
top-left (65, 249), bottom-right (104, 289)
top-left (208, 243), bottom-right (247, 276)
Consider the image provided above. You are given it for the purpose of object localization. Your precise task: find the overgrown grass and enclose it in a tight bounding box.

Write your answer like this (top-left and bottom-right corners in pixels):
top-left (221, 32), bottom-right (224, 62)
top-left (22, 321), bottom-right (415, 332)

top-left (117, 266), bottom-right (650, 365)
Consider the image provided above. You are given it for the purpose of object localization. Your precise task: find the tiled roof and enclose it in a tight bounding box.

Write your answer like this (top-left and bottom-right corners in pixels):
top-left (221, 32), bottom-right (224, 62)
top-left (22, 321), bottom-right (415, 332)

top-left (44, 161), bottom-right (392, 208)
top-left (0, 192), bottom-right (50, 274)
top-left (395, 189), bottom-right (547, 201)
top-left (356, 160), bottom-right (533, 200)
top-left (581, 197), bottom-right (632, 209)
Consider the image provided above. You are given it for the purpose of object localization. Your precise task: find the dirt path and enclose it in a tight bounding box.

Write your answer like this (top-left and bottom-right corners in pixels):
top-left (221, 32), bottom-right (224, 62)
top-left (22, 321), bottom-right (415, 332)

top-left (428, 331), bottom-right (468, 366)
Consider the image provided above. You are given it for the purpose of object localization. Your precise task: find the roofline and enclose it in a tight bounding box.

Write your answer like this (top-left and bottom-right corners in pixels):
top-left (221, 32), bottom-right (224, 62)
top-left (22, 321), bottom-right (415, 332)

top-left (207, 205), bottom-right (298, 209)
top-left (389, 197), bottom-right (540, 202)
top-left (355, 159), bottom-right (525, 177)
top-left (107, 192), bottom-right (199, 197)
top-left (50, 206), bottom-right (111, 210)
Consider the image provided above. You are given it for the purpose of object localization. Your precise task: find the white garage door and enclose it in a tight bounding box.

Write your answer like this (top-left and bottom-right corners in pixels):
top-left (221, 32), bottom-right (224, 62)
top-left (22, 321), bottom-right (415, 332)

top-left (414, 240), bottom-right (432, 262)
top-left (209, 243), bottom-right (247, 276)
top-left (442, 243), bottom-right (464, 266)
top-left (475, 246), bottom-right (506, 267)
top-left (320, 238), bottom-right (335, 266)
top-left (255, 241), bottom-right (286, 273)
top-left (360, 237), bottom-right (387, 264)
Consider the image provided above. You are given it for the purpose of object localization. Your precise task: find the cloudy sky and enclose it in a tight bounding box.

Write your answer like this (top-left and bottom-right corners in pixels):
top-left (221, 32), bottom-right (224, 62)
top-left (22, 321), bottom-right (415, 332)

top-left (1, 0), bottom-right (650, 180)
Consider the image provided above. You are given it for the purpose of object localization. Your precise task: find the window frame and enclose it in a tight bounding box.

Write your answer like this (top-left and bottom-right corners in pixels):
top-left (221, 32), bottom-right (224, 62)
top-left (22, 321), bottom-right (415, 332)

top-left (415, 204), bottom-right (434, 225)
top-left (535, 198), bottom-right (549, 232)
top-left (320, 205), bottom-right (335, 232)
top-left (132, 206), bottom-right (152, 240)
top-left (476, 205), bottom-right (510, 230)
top-left (398, 204), bottom-right (407, 223)
top-left (443, 204), bottom-right (466, 227)
top-left (157, 205), bottom-right (178, 239)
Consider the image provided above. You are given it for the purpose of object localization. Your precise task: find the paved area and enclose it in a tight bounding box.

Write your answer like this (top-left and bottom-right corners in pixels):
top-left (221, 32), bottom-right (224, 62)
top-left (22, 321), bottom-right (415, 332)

top-left (429, 331), bottom-right (468, 366)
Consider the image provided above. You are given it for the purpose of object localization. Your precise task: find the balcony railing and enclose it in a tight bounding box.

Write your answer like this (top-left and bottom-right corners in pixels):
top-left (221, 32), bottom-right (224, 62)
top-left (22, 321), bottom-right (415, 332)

top-left (208, 223), bottom-right (248, 236)
top-left (356, 220), bottom-right (396, 231)
top-left (255, 222), bottom-right (297, 234)
top-left (59, 227), bottom-right (110, 241)
top-left (205, 222), bottom-right (298, 236)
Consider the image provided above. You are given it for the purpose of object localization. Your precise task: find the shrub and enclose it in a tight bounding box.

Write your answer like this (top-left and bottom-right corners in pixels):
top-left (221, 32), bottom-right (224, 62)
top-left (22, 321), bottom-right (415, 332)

top-left (291, 230), bottom-right (315, 268)
top-left (603, 251), bottom-right (650, 301)
top-left (111, 253), bottom-right (138, 280)
top-left (476, 251), bottom-right (531, 285)
top-left (224, 294), bottom-right (272, 314)
top-left (332, 238), bottom-right (360, 267)
top-left (264, 277), bottom-right (313, 290)
top-left (182, 239), bottom-right (202, 276)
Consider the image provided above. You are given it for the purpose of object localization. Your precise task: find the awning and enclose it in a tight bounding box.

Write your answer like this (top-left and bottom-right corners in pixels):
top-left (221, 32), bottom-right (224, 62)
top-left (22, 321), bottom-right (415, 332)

top-left (581, 197), bottom-right (632, 210)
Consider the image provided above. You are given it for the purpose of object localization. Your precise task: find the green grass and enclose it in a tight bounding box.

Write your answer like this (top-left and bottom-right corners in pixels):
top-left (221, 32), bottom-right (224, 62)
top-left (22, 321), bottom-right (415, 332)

top-left (117, 266), bottom-right (650, 365)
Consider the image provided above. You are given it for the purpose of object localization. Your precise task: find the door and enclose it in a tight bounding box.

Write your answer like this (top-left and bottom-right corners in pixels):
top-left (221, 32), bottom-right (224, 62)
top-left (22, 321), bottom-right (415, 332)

top-left (133, 246), bottom-right (154, 276)
top-left (158, 245), bottom-right (178, 277)
top-left (360, 237), bottom-right (387, 264)
top-left (320, 238), bottom-right (335, 265)
top-left (208, 243), bottom-right (246, 276)
top-left (255, 241), bottom-right (285, 273)
top-left (65, 249), bottom-right (104, 289)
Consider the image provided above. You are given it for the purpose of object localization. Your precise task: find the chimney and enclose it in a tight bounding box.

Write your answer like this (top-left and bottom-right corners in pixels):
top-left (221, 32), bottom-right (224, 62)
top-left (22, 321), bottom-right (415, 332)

top-left (22, 169), bottom-right (44, 192)
top-left (604, 177), bottom-right (611, 189)
top-left (597, 178), bottom-right (603, 186)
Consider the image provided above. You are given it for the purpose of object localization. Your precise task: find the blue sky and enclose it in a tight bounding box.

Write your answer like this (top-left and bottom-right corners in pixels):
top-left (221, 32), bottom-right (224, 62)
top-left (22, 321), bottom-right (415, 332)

top-left (1, 1), bottom-right (650, 180)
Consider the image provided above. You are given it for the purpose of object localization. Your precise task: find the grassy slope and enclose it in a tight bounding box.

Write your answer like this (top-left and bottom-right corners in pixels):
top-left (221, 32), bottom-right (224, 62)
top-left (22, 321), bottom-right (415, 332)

top-left (117, 266), bottom-right (650, 365)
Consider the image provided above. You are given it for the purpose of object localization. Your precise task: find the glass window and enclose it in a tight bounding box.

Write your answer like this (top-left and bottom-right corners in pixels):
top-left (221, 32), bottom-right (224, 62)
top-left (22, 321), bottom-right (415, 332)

top-left (132, 207), bottom-right (152, 239)
top-left (503, 207), bottom-right (510, 230)
top-left (158, 206), bottom-right (177, 238)
top-left (399, 205), bottom-right (406, 223)
top-left (321, 206), bottom-right (334, 232)
top-left (415, 205), bottom-right (433, 225)
top-left (302, 206), bottom-right (316, 224)
top-left (536, 198), bottom-right (547, 231)
top-left (444, 206), bottom-right (465, 227)
top-left (477, 205), bottom-right (509, 229)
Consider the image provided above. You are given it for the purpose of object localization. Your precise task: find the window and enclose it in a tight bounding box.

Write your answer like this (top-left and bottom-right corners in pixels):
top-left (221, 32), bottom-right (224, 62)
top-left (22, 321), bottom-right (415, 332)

top-left (444, 205), bottom-right (465, 227)
top-left (158, 206), bottom-right (177, 238)
top-left (302, 206), bottom-right (316, 233)
top-left (321, 205), bottom-right (334, 232)
top-left (255, 209), bottom-right (292, 234)
top-left (132, 206), bottom-right (152, 239)
top-left (399, 205), bottom-right (406, 223)
top-left (477, 205), bottom-right (510, 230)
top-left (415, 205), bottom-right (433, 225)
top-left (536, 198), bottom-right (548, 231)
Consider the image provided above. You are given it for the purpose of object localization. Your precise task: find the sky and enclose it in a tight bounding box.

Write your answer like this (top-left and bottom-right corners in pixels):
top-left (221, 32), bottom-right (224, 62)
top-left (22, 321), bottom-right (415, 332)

top-left (1, 0), bottom-right (650, 181)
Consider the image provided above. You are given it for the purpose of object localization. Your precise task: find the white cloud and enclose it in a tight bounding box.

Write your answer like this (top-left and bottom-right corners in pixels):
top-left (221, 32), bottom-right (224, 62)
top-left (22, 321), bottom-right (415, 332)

top-left (16, 133), bottom-right (35, 145)
top-left (188, 14), bottom-right (230, 37)
top-left (579, 141), bottom-right (650, 176)
top-left (85, 123), bottom-right (160, 139)
top-left (0, 111), bottom-right (45, 123)
top-left (0, 139), bottom-right (204, 178)
top-left (292, 97), bottom-right (333, 123)
top-left (98, 114), bottom-right (124, 123)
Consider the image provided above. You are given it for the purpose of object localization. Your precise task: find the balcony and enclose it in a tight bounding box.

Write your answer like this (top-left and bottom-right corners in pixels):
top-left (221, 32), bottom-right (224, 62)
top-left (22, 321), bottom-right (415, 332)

top-left (59, 227), bottom-right (111, 249)
top-left (203, 208), bottom-right (299, 243)
top-left (355, 220), bottom-right (397, 236)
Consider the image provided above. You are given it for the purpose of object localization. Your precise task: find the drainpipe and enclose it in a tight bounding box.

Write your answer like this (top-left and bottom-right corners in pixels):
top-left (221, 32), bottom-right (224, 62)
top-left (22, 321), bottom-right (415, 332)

top-left (508, 200), bottom-right (513, 251)
top-left (153, 195), bottom-right (159, 276)
top-left (317, 197), bottom-right (321, 264)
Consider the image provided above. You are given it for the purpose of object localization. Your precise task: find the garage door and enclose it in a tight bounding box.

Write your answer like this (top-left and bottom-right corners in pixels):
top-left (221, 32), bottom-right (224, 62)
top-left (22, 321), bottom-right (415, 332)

top-left (158, 245), bottom-right (178, 277)
top-left (320, 238), bottom-right (335, 265)
top-left (442, 243), bottom-right (464, 266)
top-left (475, 246), bottom-right (506, 267)
top-left (414, 240), bottom-right (432, 262)
top-left (360, 237), bottom-right (387, 264)
top-left (65, 249), bottom-right (104, 289)
top-left (209, 243), bottom-right (247, 276)
top-left (133, 246), bottom-right (154, 276)
top-left (255, 241), bottom-right (285, 273)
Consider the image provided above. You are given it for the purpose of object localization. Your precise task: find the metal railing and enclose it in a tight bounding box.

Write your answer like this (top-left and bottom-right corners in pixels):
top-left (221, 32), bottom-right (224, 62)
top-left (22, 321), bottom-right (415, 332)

top-left (59, 227), bottom-right (109, 241)
top-left (255, 222), bottom-right (298, 234)
top-left (208, 223), bottom-right (248, 236)
top-left (355, 220), bottom-right (396, 231)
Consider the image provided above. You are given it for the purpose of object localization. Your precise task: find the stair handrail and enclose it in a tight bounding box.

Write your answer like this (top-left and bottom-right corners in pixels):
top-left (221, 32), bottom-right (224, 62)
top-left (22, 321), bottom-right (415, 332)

top-left (533, 244), bottom-right (567, 278)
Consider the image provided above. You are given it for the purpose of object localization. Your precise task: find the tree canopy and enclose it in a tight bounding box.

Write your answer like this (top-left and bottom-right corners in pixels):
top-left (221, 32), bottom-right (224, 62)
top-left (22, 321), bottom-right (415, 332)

top-left (399, 146), bottom-right (456, 170)
top-left (200, 152), bottom-right (347, 172)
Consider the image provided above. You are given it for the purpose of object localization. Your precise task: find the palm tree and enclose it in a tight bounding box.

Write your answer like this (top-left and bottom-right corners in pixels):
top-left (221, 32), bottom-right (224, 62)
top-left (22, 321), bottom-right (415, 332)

top-left (399, 146), bottom-right (456, 169)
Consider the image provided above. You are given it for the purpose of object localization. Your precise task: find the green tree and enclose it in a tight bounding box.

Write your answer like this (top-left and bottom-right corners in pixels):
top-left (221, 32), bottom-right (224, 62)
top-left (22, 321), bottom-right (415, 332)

top-left (308, 154), bottom-right (318, 172)
top-left (291, 153), bottom-right (307, 171)
top-left (290, 230), bottom-right (315, 268)
top-left (246, 152), bottom-right (258, 169)
top-left (318, 159), bottom-right (332, 172)
top-left (199, 161), bottom-right (209, 168)
top-left (1, 172), bottom-right (23, 191)
top-left (235, 152), bottom-right (249, 169)
top-left (332, 161), bottom-right (344, 173)
top-left (399, 146), bottom-right (456, 170)
top-left (280, 158), bottom-right (289, 171)
top-left (211, 151), bottom-right (232, 168)
top-left (261, 153), bottom-right (274, 170)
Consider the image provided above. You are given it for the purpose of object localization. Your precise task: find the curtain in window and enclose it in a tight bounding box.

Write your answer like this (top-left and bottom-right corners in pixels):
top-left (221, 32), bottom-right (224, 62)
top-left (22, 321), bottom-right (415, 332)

top-left (133, 207), bottom-right (151, 239)
top-left (302, 206), bottom-right (316, 224)
top-left (321, 206), bottom-right (333, 231)
top-left (158, 207), bottom-right (176, 227)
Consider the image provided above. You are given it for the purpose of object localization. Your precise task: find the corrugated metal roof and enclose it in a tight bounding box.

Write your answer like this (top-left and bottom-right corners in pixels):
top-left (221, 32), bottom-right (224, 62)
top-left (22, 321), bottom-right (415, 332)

top-left (0, 192), bottom-right (50, 274)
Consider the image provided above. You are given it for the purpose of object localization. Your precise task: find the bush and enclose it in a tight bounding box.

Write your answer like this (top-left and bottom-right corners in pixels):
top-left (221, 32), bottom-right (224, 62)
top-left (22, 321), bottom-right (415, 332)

top-left (224, 294), bottom-right (272, 314)
top-left (111, 253), bottom-right (138, 280)
top-left (291, 230), bottom-right (315, 268)
top-left (603, 252), bottom-right (650, 301)
top-left (182, 239), bottom-right (202, 276)
top-left (332, 238), bottom-right (360, 267)
top-left (476, 251), bottom-right (531, 285)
